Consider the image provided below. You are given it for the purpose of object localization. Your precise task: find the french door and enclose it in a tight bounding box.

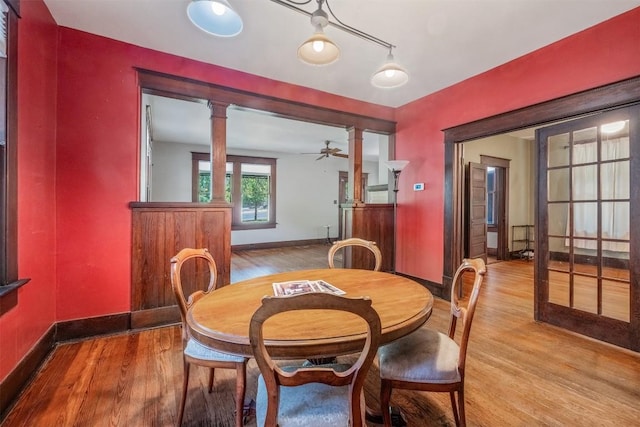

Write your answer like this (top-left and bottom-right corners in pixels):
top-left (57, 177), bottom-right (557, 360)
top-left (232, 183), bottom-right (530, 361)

top-left (536, 106), bottom-right (639, 350)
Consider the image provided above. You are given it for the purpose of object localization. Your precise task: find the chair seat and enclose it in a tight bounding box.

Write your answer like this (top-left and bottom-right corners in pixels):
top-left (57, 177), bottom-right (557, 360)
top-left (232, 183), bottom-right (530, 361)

top-left (256, 372), bottom-right (355, 427)
top-left (378, 328), bottom-right (461, 384)
top-left (184, 338), bottom-right (246, 363)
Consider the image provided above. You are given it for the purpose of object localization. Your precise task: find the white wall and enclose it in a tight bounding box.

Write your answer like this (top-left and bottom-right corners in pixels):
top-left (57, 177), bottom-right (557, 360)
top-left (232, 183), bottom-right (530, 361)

top-left (150, 140), bottom-right (379, 245)
top-left (151, 140), bottom-right (198, 202)
top-left (463, 134), bottom-right (534, 251)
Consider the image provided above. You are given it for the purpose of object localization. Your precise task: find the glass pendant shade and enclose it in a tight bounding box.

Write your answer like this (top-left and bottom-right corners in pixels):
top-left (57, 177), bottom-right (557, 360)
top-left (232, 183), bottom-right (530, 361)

top-left (298, 30), bottom-right (340, 66)
top-left (187, 0), bottom-right (243, 37)
top-left (371, 53), bottom-right (409, 88)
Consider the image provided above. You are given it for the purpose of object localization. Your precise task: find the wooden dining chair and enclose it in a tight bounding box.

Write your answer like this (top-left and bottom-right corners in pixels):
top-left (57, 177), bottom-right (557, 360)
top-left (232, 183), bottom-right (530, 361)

top-left (327, 237), bottom-right (383, 271)
top-left (249, 292), bottom-right (381, 427)
top-left (170, 248), bottom-right (248, 427)
top-left (377, 258), bottom-right (487, 427)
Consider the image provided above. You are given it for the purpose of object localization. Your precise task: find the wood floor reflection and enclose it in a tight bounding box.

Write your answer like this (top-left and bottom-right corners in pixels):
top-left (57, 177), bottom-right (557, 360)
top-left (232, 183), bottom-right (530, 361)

top-left (3, 246), bottom-right (639, 426)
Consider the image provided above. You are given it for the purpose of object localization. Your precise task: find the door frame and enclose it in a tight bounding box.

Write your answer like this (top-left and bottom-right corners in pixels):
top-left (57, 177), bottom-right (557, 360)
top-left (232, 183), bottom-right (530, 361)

top-left (480, 155), bottom-right (510, 260)
top-left (535, 107), bottom-right (638, 349)
top-left (443, 76), bottom-right (640, 324)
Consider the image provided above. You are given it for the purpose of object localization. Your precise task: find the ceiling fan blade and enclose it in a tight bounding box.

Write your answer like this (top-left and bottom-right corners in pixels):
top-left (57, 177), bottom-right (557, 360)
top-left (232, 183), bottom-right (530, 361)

top-left (332, 153), bottom-right (349, 158)
top-left (316, 154), bottom-right (326, 160)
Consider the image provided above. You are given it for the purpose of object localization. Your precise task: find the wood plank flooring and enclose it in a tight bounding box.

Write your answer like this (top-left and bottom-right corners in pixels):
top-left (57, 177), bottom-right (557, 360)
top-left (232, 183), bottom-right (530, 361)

top-left (2, 246), bottom-right (639, 426)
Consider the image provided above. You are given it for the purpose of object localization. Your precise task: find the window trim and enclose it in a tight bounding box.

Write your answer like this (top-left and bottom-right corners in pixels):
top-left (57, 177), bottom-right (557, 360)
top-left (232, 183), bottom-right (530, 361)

top-left (0, 0), bottom-right (27, 300)
top-left (228, 155), bottom-right (276, 230)
top-left (192, 152), bottom-right (277, 230)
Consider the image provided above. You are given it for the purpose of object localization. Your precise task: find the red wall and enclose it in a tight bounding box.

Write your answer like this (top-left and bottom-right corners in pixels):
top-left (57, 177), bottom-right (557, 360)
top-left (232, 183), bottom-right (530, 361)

top-left (2, 0), bottom-right (639, 384)
top-left (0, 0), bottom-right (58, 381)
top-left (1, 0), bottom-right (394, 381)
top-left (53, 31), bottom-right (395, 322)
top-left (395, 7), bottom-right (640, 281)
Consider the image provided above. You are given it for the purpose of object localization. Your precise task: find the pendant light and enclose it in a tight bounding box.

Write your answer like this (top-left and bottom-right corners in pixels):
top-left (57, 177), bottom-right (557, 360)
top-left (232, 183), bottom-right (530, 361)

top-left (297, 4), bottom-right (340, 65)
top-left (187, 0), bottom-right (243, 37)
top-left (371, 49), bottom-right (409, 88)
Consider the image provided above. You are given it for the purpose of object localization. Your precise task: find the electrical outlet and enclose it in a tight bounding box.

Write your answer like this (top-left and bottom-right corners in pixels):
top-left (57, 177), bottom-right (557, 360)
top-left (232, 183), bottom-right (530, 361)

top-left (413, 183), bottom-right (425, 191)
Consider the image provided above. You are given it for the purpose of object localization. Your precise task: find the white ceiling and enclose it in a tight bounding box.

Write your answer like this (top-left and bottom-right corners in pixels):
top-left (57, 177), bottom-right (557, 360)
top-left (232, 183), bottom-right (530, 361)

top-left (43, 0), bottom-right (640, 156)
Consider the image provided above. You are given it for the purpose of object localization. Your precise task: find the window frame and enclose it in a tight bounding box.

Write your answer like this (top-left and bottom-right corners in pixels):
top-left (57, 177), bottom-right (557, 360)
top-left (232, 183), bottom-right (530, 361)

top-left (0, 0), bottom-right (27, 298)
top-left (192, 152), bottom-right (277, 230)
top-left (486, 166), bottom-right (496, 227)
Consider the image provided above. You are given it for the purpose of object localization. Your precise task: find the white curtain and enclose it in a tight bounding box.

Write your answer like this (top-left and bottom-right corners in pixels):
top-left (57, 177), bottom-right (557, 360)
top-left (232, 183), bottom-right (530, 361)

top-left (570, 136), bottom-right (629, 252)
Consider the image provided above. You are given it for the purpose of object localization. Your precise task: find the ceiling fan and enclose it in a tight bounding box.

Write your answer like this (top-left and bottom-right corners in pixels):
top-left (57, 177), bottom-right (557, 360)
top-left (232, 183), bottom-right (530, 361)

top-left (304, 140), bottom-right (349, 160)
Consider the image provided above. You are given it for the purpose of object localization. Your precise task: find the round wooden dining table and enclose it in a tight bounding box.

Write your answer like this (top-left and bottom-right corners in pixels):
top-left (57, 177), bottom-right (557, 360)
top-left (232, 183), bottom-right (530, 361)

top-left (187, 268), bottom-right (434, 359)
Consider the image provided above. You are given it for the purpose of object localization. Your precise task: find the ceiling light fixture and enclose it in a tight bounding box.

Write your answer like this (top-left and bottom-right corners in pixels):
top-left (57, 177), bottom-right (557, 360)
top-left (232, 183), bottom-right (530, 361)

top-left (601, 120), bottom-right (626, 134)
top-left (297, 4), bottom-right (340, 65)
top-left (187, 0), bottom-right (243, 37)
top-left (271, 0), bottom-right (409, 88)
top-left (371, 49), bottom-right (409, 88)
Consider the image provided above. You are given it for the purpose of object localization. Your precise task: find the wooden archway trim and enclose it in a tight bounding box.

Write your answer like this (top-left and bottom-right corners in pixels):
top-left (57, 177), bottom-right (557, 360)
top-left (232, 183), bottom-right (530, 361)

top-left (442, 75), bottom-right (640, 297)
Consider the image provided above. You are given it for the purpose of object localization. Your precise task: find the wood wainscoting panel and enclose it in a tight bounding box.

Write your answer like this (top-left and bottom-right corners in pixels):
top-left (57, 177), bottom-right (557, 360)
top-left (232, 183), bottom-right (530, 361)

top-left (341, 203), bottom-right (394, 272)
top-left (130, 202), bottom-right (231, 329)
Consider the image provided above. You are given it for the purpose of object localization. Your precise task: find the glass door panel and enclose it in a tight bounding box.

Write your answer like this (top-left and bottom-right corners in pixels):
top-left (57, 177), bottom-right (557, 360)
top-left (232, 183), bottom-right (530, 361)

top-left (536, 107), bottom-right (637, 350)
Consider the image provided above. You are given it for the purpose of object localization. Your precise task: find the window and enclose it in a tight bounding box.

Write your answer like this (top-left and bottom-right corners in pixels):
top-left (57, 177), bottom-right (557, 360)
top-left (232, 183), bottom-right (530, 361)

top-left (486, 167), bottom-right (496, 226)
top-left (0, 0), bottom-right (21, 294)
top-left (192, 153), bottom-right (276, 230)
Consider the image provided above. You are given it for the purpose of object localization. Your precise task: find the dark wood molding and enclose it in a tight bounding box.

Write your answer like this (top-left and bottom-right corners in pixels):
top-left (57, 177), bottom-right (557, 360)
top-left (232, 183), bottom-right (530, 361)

top-left (0, 324), bottom-right (54, 419)
top-left (397, 272), bottom-right (445, 299)
top-left (55, 313), bottom-right (131, 342)
top-left (130, 306), bottom-right (179, 330)
top-left (444, 75), bottom-right (640, 300)
top-left (480, 155), bottom-right (510, 260)
top-left (129, 201), bottom-right (232, 209)
top-left (1, 311), bottom-right (156, 421)
top-left (542, 303), bottom-right (633, 351)
top-left (0, 1), bottom-right (20, 291)
top-left (443, 76), bottom-right (640, 143)
top-left (136, 68), bottom-right (396, 134)
top-left (232, 238), bottom-right (328, 251)
top-left (5, 0), bottom-right (19, 16)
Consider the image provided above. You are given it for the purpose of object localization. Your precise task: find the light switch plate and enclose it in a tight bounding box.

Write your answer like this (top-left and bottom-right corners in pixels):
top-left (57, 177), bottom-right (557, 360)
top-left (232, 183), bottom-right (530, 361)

top-left (413, 183), bottom-right (425, 191)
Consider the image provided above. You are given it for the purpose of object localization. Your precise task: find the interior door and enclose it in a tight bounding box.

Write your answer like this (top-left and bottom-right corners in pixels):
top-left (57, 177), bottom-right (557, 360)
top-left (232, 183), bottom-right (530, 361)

top-left (466, 162), bottom-right (488, 263)
top-left (536, 106), bottom-right (639, 351)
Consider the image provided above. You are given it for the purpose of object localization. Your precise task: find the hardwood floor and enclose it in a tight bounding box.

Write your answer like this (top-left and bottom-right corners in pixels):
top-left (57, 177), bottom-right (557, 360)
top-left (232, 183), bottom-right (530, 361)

top-left (2, 245), bottom-right (639, 426)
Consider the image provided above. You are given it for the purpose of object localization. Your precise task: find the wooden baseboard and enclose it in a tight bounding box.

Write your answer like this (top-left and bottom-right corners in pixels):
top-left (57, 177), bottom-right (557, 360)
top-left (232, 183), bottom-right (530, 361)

top-left (1, 312), bottom-right (139, 421)
top-left (0, 325), bottom-right (55, 419)
top-left (56, 313), bottom-right (131, 342)
top-left (232, 238), bottom-right (327, 251)
top-left (399, 272), bottom-right (445, 299)
top-left (130, 305), bottom-right (180, 330)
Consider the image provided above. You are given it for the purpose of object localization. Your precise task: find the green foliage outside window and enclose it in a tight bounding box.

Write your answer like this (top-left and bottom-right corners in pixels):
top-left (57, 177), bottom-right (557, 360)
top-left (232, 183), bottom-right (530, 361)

top-left (242, 175), bottom-right (269, 222)
top-left (225, 174), bottom-right (232, 203)
top-left (198, 173), bottom-right (211, 202)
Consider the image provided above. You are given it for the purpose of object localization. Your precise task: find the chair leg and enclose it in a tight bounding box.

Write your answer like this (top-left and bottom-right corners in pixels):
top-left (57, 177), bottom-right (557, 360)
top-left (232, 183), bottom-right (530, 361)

top-left (178, 360), bottom-right (190, 427)
top-left (380, 379), bottom-right (393, 427)
top-left (449, 391), bottom-right (461, 427)
top-left (208, 368), bottom-right (215, 393)
top-left (235, 363), bottom-right (247, 427)
top-left (457, 387), bottom-right (466, 427)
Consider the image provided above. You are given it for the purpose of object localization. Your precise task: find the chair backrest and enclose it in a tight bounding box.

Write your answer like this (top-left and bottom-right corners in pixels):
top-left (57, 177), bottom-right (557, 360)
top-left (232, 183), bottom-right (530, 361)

top-left (170, 248), bottom-right (218, 340)
top-left (448, 257), bottom-right (487, 375)
top-left (327, 237), bottom-right (383, 271)
top-left (249, 292), bottom-right (381, 426)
